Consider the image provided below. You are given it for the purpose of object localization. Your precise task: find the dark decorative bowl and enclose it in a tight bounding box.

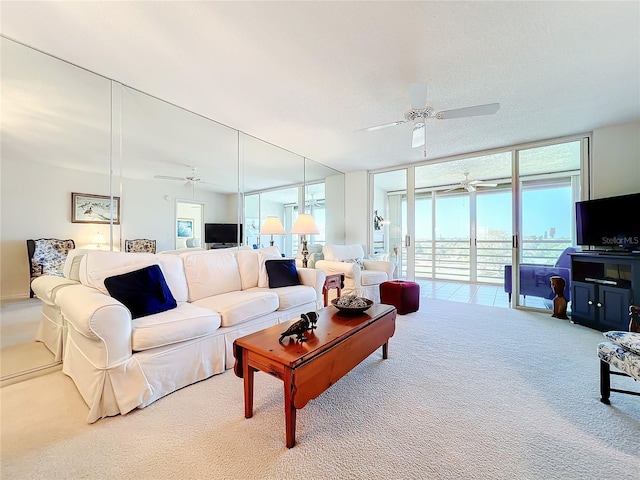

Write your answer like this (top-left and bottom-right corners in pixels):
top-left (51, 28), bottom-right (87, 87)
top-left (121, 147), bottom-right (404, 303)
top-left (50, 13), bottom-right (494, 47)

top-left (331, 297), bottom-right (373, 314)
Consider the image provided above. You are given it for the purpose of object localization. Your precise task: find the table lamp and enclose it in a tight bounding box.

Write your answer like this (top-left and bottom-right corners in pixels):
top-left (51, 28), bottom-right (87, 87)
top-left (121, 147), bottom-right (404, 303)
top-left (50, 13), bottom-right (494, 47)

top-left (259, 216), bottom-right (286, 246)
top-left (92, 232), bottom-right (106, 249)
top-left (290, 214), bottom-right (319, 267)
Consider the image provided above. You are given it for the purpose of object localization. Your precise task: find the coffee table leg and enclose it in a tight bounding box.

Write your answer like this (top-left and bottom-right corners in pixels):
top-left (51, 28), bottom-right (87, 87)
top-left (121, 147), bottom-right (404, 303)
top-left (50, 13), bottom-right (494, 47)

top-left (284, 370), bottom-right (297, 448)
top-left (382, 341), bottom-right (389, 359)
top-left (243, 351), bottom-right (254, 418)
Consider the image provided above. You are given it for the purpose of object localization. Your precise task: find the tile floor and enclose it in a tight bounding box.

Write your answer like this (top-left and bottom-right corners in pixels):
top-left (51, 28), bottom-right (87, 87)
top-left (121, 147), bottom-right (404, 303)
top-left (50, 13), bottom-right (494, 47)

top-left (414, 279), bottom-right (549, 309)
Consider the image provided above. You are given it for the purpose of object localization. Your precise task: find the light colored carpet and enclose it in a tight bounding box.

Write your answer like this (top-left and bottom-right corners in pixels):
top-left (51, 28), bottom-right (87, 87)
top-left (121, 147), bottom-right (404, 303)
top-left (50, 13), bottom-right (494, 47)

top-left (1, 299), bottom-right (639, 479)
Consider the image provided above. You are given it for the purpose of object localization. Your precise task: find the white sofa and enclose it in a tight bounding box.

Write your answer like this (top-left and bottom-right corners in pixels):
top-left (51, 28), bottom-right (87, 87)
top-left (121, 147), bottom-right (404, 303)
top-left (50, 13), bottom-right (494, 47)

top-left (315, 244), bottom-right (394, 302)
top-left (56, 246), bottom-right (325, 423)
top-left (30, 249), bottom-right (88, 361)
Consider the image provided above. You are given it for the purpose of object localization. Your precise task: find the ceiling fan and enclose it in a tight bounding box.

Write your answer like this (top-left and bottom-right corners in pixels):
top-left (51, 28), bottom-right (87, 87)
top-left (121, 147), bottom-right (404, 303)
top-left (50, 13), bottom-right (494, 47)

top-left (154, 166), bottom-right (222, 197)
top-left (154, 166), bottom-right (203, 185)
top-left (305, 193), bottom-right (323, 208)
top-left (442, 172), bottom-right (498, 193)
top-left (355, 83), bottom-right (500, 157)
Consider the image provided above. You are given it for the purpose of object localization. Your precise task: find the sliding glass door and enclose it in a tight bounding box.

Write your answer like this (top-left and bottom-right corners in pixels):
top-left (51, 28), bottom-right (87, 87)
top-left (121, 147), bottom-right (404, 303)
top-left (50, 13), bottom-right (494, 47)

top-left (514, 141), bottom-right (582, 308)
top-left (371, 137), bottom-right (584, 311)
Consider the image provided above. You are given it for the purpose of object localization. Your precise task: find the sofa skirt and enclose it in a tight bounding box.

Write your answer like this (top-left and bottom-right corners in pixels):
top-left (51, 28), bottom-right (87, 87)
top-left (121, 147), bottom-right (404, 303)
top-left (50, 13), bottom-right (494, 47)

top-left (64, 330), bottom-right (226, 423)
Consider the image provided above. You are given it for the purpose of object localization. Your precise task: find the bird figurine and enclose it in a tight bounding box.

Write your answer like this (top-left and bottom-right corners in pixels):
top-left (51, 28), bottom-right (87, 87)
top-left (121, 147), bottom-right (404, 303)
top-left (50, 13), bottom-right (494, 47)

top-left (303, 311), bottom-right (319, 330)
top-left (279, 316), bottom-right (311, 343)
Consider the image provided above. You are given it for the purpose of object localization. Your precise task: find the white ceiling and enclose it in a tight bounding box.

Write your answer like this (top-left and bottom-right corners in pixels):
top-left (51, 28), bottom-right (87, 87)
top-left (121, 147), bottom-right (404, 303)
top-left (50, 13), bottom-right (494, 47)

top-left (1, 1), bottom-right (638, 174)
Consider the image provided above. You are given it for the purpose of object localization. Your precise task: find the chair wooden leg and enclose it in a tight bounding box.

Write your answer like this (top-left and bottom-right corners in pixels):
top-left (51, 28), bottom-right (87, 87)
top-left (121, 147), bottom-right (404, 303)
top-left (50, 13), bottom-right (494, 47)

top-left (600, 360), bottom-right (611, 405)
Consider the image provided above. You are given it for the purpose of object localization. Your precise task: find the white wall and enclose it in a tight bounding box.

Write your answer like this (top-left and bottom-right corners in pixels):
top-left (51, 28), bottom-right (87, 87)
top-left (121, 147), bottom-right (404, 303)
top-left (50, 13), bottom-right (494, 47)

top-left (591, 120), bottom-right (640, 198)
top-left (325, 173), bottom-right (346, 245)
top-left (344, 171), bottom-right (369, 247)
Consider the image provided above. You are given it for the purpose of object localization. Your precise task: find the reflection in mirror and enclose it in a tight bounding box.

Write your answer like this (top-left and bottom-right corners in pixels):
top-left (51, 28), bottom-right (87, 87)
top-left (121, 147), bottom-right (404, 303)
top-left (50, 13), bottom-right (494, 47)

top-left (0, 37), bottom-right (344, 384)
top-left (305, 158), bottom-right (345, 245)
top-left (241, 134), bottom-right (306, 256)
top-left (176, 201), bottom-right (204, 249)
top-left (117, 85), bottom-right (239, 251)
top-left (1, 37), bottom-right (112, 381)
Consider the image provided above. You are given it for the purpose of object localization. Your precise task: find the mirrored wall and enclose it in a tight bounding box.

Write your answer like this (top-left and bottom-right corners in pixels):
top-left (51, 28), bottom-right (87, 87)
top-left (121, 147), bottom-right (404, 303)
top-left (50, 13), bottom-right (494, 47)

top-left (0, 36), bottom-right (345, 381)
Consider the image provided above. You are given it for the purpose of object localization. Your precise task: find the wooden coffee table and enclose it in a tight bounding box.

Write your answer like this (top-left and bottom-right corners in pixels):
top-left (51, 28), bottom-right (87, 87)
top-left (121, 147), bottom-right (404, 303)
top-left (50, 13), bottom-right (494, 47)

top-left (233, 303), bottom-right (396, 448)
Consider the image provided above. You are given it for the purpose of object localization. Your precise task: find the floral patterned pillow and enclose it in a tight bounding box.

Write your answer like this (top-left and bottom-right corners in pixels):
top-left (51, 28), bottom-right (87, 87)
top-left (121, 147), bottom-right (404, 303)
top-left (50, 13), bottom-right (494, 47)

top-left (343, 257), bottom-right (364, 269)
top-left (603, 331), bottom-right (640, 355)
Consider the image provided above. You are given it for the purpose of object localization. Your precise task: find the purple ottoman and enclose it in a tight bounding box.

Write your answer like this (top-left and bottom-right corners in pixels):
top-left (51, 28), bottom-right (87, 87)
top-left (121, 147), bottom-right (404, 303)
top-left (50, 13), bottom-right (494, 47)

top-left (380, 280), bottom-right (420, 315)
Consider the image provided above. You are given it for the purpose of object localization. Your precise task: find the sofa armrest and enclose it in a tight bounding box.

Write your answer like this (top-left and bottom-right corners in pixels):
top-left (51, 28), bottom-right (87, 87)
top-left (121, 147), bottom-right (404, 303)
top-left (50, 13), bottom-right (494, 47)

top-left (504, 264), bottom-right (571, 300)
top-left (315, 259), bottom-right (360, 281)
top-left (57, 284), bottom-right (133, 368)
top-left (31, 275), bottom-right (79, 305)
top-left (363, 259), bottom-right (395, 280)
top-left (297, 267), bottom-right (326, 308)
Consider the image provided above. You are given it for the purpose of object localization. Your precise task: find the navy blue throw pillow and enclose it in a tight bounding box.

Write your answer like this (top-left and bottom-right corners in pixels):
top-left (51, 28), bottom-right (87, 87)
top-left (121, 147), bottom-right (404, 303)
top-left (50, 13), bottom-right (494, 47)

top-left (104, 264), bottom-right (177, 319)
top-left (265, 259), bottom-right (301, 288)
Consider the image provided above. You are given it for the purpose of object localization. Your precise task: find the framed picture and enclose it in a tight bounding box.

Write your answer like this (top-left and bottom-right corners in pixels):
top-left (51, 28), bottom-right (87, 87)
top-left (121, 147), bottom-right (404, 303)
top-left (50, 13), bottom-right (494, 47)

top-left (177, 218), bottom-right (194, 238)
top-left (71, 193), bottom-right (120, 224)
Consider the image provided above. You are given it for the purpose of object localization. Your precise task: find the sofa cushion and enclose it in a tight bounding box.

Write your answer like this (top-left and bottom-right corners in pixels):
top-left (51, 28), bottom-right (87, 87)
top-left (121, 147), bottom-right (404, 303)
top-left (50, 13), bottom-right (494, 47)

top-left (258, 248), bottom-right (283, 288)
top-left (131, 303), bottom-right (222, 351)
top-left (361, 269), bottom-right (388, 286)
top-left (324, 244), bottom-right (365, 262)
top-left (79, 251), bottom-right (189, 302)
top-left (182, 251), bottom-right (242, 301)
top-left (603, 331), bottom-right (640, 355)
top-left (266, 259), bottom-right (301, 288)
top-left (192, 290), bottom-right (279, 327)
top-left (63, 249), bottom-right (90, 281)
top-left (249, 285), bottom-right (317, 311)
top-left (104, 265), bottom-right (177, 319)
top-left (236, 249), bottom-right (260, 290)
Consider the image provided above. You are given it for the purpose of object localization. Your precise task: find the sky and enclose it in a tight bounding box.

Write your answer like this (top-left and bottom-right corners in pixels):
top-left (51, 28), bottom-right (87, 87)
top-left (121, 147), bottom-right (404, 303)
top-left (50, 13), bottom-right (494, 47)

top-left (412, 186), bottom-right (573, 240)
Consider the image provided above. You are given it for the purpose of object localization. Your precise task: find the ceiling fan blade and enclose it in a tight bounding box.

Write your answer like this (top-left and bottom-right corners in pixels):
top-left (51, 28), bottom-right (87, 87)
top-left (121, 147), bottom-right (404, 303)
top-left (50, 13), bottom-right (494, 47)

top-left (408, 82), bottom-right (428, 109)
top-left (442, 186), bottom-right (460, 193)
top-left (411, 126), bottom-right (425, 148)
top-left (436, 103), bottom-right (500, 120)
top-left (154, 175), bottom-right (185, 181)
top-left (354, 120), bottom-right (407, 132)
top-left (466, 185), bottom-right (476, 193)
top-left (468, 180), bottom-right (498, 187)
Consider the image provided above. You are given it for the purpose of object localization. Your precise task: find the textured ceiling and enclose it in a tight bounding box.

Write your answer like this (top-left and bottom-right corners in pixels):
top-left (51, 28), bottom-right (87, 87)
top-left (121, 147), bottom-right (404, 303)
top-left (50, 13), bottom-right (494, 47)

top-left (1, 1), bottom-right (638, 174)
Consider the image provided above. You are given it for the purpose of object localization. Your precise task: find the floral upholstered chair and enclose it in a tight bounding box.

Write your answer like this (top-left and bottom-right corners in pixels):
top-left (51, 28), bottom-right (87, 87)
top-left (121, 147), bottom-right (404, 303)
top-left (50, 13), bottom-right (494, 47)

top-left (124, 238), bottom-right (156, 253)
top-left (26, 238), bottom-right (75, 298)
top-left (597, 305), bottom-right (640, 404)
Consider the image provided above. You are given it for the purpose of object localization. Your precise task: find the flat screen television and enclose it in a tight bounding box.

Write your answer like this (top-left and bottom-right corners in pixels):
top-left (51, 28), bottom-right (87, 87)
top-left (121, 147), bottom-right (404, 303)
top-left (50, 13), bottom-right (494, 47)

top-left (204, 223), bottom-right (242, 244)
top-left (576, 193), bottom-right (640, 251)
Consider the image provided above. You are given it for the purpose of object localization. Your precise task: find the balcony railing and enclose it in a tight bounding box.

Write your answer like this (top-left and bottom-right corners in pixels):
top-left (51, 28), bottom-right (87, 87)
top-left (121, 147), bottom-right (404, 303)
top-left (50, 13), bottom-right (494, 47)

top-left (408, 238), bottom-right (572, 284)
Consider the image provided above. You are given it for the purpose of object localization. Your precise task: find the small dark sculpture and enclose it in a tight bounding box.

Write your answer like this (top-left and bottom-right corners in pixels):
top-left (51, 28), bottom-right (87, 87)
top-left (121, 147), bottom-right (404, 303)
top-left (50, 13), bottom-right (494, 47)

top-left (550, 275), bottom-right (569, 319)
top-left (279, 311), bottom-right (319, 343)
top-left (304, 311), bottom-right (319, 330)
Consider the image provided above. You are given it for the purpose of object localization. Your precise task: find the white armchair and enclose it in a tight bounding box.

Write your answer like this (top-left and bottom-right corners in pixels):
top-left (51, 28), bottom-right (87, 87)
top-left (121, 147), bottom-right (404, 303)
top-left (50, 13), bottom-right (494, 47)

top-left (315, 244), bottom-right (394, 302)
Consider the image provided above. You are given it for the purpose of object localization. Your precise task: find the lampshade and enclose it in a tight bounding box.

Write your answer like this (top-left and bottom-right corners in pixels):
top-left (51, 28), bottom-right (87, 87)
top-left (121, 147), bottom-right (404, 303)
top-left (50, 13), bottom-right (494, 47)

top-left (92, 232), bottom-right (106, 247)
top-left (259, 216), bottom-right (286, 236)
top-left (290, 214), bottom-right (319, 235)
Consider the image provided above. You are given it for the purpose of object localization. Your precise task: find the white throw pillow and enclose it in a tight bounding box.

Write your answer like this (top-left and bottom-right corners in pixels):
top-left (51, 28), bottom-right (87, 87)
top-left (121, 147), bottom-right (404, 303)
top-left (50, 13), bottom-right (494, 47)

top-left (258, 250), bottom-right (282, 288)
